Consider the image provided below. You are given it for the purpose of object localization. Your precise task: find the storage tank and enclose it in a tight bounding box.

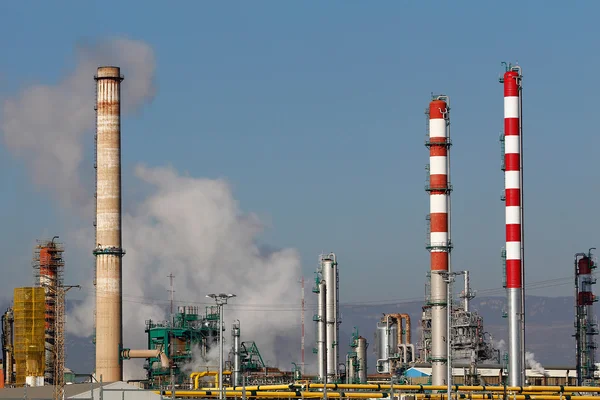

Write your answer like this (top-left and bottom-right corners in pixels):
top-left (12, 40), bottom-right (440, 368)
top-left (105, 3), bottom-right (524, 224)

top-left (375, 320), bottom-right (398, 373)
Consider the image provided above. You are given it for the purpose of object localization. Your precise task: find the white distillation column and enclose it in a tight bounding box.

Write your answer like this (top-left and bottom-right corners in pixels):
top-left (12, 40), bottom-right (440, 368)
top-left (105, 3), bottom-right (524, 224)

top-left (322, 253), bottom-right (339, 379)
top-left (317, 280), bottom-right (327, 382)
top-left (232, 321), bottom-right (241, 387)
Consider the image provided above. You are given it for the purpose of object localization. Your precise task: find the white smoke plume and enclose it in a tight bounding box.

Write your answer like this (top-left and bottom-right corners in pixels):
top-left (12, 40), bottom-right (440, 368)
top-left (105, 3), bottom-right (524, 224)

top-left (492, 338), bottom-right (506, 352)
top-left (1, 39), bottom-right (302, 379)
top-left (1, 38), bottom-right (156, 210)
top-left (70, 165), bottom-right (302, 377)
top-left (525, 351), bottom-right (548, 376)
top-left (181, 346), bottom-right (221, 375)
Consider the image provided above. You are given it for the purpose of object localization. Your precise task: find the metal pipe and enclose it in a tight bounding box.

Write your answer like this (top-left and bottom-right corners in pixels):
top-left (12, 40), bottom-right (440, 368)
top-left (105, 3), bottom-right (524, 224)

top-left (160, 390), bottom-right (600, 400)
top-left (406, 344), bottom-right (415, 363)
top-left (162, 391), bottom-right (390, 399)
top-left (317, 280), bottom-right (327, 382)
top-left (120, 349), bottom-right (169, 368)
top-left (398, 344), bottom-right (407, 364)
top-left (94, 66), bottom-right (125, 382)
top-left (192, 371), bottom-right (232, 390)
top-left (220, 304), bottom-right (224, 400)
top-left (305, 384), bottom-right (600, 393)
top-left (399, 314), bottom-right (411, 344)
top-left (431, 271), bottom-right (448, 385)
top-left (463, 271), bottom-right (470, 312)
top-left (232, 320), bottom-right (241, 387)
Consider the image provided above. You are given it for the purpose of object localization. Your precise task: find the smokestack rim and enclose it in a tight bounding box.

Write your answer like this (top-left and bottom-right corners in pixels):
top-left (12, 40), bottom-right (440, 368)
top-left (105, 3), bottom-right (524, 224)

top-left (95, 66), bottom-right (123, 81)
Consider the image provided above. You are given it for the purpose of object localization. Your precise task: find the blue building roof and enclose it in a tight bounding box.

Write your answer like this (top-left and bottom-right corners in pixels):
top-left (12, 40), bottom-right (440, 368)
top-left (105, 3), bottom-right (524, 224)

top-left (404, 367), bottom-right (431, 378)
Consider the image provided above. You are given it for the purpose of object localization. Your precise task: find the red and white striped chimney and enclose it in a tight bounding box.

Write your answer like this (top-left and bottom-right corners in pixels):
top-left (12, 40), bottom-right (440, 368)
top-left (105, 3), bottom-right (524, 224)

top-left (502, 65), bottom-right (523, 387)
top-left (426, 95), bottom-right (451, 385)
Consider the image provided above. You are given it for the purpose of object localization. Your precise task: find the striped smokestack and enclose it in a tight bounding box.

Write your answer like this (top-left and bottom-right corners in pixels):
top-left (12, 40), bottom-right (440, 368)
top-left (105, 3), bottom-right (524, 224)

top-left (93, 66), bottom-right (125, 382)
top-left (426, 95), bottom-right (451, 385)
top-left (501, 65), bottom-right (523, 386)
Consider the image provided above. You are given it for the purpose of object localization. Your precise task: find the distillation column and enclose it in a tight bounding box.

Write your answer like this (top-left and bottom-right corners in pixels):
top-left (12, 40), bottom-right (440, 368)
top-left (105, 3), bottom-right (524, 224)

top-left (461, 270), bottom-right (474, 313)
top-left (232, 321), bottom-right (241, 387)
top-left (93, 66), bottom-right (125, 382)
top-left (502, 66), bottom-right (523, 386)
top-left (316, 280), bottom-right (327, 382)
top-left (575, 251), bottom-right (598, 385)
top-left (356, 336), bottom-right (368, 383)
top-left (426, 96), bottom-right (451, 386)
top-left (322, 253), bottom-right (339, 380)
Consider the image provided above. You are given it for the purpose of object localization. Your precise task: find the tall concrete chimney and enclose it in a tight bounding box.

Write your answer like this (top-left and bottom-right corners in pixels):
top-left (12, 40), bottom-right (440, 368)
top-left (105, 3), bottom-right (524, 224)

top-left (93, 66), bottom-right (124, 382)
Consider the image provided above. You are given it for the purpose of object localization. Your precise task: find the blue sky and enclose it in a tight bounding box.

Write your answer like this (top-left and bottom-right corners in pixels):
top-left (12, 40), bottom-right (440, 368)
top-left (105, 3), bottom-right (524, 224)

top-left (0, 1), bottom-right (598, 305)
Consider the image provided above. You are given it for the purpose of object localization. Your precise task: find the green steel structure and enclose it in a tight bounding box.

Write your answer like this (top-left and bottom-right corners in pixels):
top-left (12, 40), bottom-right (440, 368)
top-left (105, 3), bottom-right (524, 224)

top-left (346, 327), bottom-right (360, 384)
top-left (238, 341), bottom-right (265, 371)
top-left (140, 305), bottom-right (276, 389)
top-left (143, 305), bottom-right (220, 388)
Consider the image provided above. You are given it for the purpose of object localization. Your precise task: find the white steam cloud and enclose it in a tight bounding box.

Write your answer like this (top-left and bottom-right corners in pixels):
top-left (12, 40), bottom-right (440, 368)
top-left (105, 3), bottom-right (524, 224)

top-left (1, 38), bottom-right (302, 379)
top-left (525, 351), bottom-right (548, 377)
top-left (1, 38), bottom-right (155, 210)
top-left (492, 338), bottom-right (506, 352)
top-left (70, 165), bottom-right (302, 377)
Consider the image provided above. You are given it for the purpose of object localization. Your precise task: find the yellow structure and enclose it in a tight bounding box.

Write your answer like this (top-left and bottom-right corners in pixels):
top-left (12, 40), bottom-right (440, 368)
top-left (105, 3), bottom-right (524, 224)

top-left (13, 287), bottom-right (45, 387)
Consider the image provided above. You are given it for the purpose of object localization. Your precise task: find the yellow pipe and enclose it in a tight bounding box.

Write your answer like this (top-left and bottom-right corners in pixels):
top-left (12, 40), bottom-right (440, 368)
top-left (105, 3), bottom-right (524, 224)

top-left (306, 384), bottom-right (600, 393)
top-left (206, 385), bottom-right (296, 391)
top-left (194, 372), bottom-right (208, 390)
top-left (159, 392), bottom-right (600, 400)
top-left (189, 371), bottom-right (232, 390)
top-left (158, 393), bottom-right (600, 400)
top-left (411, 396), bottom-right (600, 400)
top-left (214, 371), bottom-right (231, 388)
top-left (189, 372), bottom-right (200, 388)
top-left (160, 391), bottom-right (388, 398)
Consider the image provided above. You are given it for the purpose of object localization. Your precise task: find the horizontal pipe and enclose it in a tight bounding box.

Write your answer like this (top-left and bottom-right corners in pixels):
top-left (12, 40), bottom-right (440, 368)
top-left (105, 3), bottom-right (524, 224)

top-left (305, 384), bottom-right (600, 393)
top-left (193, 381), bottom-right (600, 393)
top-left (222, 385), bottom-right (295, 391)
top-left (160, 391), bottom-right (388, 398)
top-left (121, 349), bottom-right (169, 368)
top-left (410, 396), bottom-right (600, 400)
top-left (159, 392), bottom-right (600, 400)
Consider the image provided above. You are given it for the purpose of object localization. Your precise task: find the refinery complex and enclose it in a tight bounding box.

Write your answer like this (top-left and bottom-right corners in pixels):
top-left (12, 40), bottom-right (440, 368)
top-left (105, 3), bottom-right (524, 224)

top-left (0, 63), bottom-right (599, 400)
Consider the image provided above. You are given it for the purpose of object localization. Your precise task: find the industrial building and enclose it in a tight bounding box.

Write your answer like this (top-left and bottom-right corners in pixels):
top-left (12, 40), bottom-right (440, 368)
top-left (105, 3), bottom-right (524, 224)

top-left (418, 271), bottom-right (500, 381)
